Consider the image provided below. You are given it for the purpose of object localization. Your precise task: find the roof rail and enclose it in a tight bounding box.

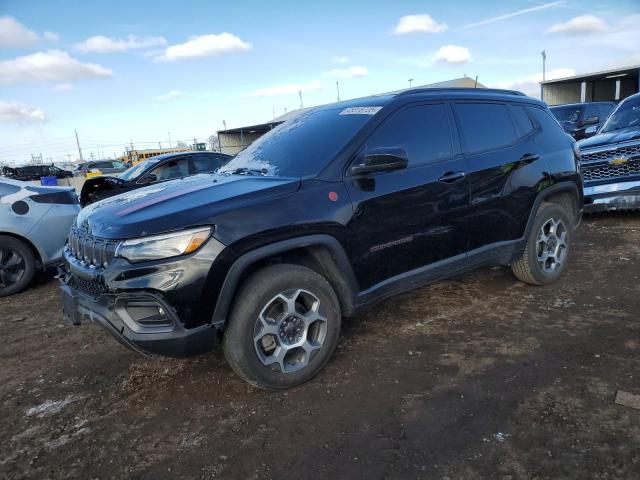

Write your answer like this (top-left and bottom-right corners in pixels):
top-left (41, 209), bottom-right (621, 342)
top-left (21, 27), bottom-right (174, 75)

top-left (396, 87), bottom-right (527, 97)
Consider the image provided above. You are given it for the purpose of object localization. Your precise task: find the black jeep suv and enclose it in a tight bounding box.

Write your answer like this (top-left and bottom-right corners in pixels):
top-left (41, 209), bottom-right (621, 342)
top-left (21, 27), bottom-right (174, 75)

top-left (59, 88), bottom-right (583, 389)
top-left (578, 92), bottom-right (640, 212)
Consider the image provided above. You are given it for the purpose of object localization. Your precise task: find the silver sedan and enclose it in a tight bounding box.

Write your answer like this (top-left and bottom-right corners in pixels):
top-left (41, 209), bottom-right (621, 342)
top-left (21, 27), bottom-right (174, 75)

top-left (0, 178), bottom-right (80, 296)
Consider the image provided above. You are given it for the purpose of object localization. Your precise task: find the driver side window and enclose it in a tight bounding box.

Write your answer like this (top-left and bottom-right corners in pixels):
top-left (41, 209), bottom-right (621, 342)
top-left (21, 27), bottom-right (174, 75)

top-left (147, 157), bottom-right (189, 182)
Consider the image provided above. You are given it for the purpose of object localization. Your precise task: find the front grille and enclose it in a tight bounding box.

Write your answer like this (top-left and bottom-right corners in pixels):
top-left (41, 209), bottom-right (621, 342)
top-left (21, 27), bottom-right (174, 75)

top-left (67, 227), bottom-right (119, 268)
top-left (582, 160), bottom-right (640, 182)
top-left (581, 144), bottom-right (640, 163)
top-left (73, 276), bottom-right (107, 296)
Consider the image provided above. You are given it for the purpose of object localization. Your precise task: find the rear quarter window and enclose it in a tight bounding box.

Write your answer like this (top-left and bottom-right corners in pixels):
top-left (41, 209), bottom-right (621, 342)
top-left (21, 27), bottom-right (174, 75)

top-left (510, 105), bottom-right (535, 138)
top-left (527, 106), bottom-right (570, 143)
top-left (453, 103), bottom-right (517, 154)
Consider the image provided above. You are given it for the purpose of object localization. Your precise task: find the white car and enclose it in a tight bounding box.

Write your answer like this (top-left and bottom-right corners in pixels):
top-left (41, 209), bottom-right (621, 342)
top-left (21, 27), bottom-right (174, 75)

top-left (0, 178), bottom-right (80, 296)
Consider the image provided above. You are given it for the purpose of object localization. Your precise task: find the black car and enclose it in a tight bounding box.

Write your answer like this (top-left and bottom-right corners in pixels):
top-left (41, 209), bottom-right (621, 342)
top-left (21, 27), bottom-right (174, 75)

top-left (74, 160), bottom-right (130, 176)
top-left (59, 88), bottom-right (582, 389)
top-left (550, 101), bottom-right (616, 140)
top-left (79, 151), bottom-right (231, 206)
top-left (2, 164), bottom-right (73, 181)
top-left (578, 92), bottom-right (640, 212)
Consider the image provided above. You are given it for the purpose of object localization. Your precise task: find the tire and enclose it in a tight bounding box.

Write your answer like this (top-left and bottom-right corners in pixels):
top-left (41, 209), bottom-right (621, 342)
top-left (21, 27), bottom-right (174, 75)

top-left (223, 264), bottom-right (341, 390)
top-left (511, 202), bottom-right (573, 285)
top-left (0, 235), bottom-right (36, 297)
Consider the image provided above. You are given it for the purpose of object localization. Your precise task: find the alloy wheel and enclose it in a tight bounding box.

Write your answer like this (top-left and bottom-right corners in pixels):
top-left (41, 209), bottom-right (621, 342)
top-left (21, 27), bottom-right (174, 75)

top-left (253, 289), bottom-right (328, 373)
top-left (536, 217), bottom-right (567, 274)
top-left (0, 246), bottom-right (26, 290)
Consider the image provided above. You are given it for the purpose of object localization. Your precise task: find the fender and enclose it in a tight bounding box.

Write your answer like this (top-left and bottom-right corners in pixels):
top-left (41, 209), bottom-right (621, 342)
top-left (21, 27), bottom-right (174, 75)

top-left (211, 234), bottom-right (358, 329)
top-left (522, 180), bottom-right (582, 242)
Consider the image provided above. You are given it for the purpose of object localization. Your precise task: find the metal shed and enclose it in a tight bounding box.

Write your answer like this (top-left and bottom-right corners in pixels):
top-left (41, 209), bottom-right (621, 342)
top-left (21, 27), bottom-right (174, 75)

top-left (541, 65), bottom-right (640, 106)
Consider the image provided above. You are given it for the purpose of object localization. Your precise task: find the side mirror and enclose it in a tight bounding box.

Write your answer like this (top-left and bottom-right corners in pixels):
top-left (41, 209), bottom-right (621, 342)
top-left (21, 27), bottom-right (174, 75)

top-left (584, 125), bottom-right (599, 138)
top-left (350, 147), bottom-right (408, 176)
top-left (583, 116), bottom-right (599, 125)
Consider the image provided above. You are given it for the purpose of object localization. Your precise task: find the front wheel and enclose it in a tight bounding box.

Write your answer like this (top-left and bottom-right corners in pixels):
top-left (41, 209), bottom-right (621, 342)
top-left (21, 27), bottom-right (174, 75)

top-left (223, 264), bottom-right (341, 390)
top-left (511, 202), bottom-right (573, 285)
top-left (0, 235), bottom-right (36, 297)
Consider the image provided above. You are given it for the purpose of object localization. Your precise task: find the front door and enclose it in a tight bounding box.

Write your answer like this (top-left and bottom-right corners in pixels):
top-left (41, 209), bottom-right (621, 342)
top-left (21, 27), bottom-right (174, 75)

top-left (344, 102), bottom-right (470, 292)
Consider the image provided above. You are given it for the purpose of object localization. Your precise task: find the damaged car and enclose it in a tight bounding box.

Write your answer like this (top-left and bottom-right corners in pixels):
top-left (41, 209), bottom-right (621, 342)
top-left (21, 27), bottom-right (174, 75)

top-left (1, 178), bottom-right (80, 296)
top-left (579, 92), bottom-right (640, 212)
top-left (79, 151), bottom-right (231, 206)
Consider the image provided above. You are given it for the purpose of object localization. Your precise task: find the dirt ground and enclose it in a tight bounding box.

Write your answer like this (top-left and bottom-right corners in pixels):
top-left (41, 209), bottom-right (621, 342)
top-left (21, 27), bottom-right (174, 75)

top-left (2, 214), bottom-right (640, 480)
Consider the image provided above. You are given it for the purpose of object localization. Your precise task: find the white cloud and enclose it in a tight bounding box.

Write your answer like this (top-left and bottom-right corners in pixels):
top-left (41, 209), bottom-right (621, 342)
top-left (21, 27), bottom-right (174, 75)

top-left (323, 66), bottom-right (369, 79)
top-left (491, 67), bottom-right (576, 97)
top-left (155, 33), bottom-right (252, 62)
top-left (153, 89), bottom-right (187, 101)
top-left (75, 35), bottom-right (167, 54)
top-left (43, 31), bottom-right (60, 42)
top-left (434, 45), bottom-right (471, 65)
top-left (0, 50), bottom-right (113, 84)
top-left (0, 16), bottom-right (38, 48)
top-left (331, 56), bottom-right (350, 64)
top-left (0, 100), bottom-right (47, 124)
top-left (546, 14), bottom-right (610, 36)
top-left (393, 14), bottom-right (448, 34)
top-left (52, 83), bottom-right (73, 91)
top-left (243, 80), bottom-right (324, 98)
top-left (458, 1), bottom-right (563, 31)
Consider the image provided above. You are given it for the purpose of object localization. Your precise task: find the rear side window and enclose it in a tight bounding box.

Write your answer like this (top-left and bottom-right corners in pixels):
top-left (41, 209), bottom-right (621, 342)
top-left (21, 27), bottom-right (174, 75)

top-left (364, 104), bottom-right (453, 166)
top-left (510, 105), bottom-right (535, 138)
top-left (454, 103), bottom-right (517, 154)
top-left (527, 106), bottom-right (568, 142)
top-left (192, 155), bottom-right (226, 174)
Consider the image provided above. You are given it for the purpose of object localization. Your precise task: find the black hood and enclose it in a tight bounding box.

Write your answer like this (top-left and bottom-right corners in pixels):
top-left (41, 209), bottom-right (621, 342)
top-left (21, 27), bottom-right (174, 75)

top-left (76, 174), bottom-right (300, 239)
top-left (578, 127), bottom-right (640, 150)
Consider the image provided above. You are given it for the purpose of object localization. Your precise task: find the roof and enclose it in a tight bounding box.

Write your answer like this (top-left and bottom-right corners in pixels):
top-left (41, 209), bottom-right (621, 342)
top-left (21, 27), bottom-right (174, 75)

top-left (218, 77), bottom-right (501, 135)
top-left (541, 65), bottom-right (640, 85)
top-left (549, 101), bottom-right (617, 108)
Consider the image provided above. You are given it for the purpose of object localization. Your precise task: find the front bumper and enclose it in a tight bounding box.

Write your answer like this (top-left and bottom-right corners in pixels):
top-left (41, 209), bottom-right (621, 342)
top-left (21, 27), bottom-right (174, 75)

top-left (58, 268), bottom-right (217, 357)
top-left (583, 180), bottom-right (640, 213)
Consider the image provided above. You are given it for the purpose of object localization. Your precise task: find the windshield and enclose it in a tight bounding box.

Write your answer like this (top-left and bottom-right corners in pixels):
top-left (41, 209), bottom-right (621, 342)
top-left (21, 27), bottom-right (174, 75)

top-left (118, 159), bottom-right (153, 180)
top-left (219, 107), bottom-right (376, 177)
top-left (601, 96), bottom-right (640, 133)
top-left (550, 106), bottom-right (582, 123)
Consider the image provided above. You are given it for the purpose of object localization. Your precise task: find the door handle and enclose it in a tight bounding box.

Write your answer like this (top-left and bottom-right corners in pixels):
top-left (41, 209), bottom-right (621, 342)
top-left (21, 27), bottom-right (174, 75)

top-left (438, 171), bottom-right (466, 183)
top-left (519, 154), bottom-right (540, 164)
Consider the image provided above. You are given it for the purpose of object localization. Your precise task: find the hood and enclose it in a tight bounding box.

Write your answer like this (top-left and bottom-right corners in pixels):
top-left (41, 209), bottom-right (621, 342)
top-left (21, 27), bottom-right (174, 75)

top-left (76, 173), bottom-right (301, 239)
top-left (578, 127), bottom-right (640, 150)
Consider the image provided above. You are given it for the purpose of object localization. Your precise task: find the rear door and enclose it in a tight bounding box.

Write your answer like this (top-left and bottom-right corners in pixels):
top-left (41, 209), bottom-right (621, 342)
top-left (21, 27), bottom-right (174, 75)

top-left (344, 102), bottom-right (470, 290)
top-left (454, 101), bottom-right (546, 255)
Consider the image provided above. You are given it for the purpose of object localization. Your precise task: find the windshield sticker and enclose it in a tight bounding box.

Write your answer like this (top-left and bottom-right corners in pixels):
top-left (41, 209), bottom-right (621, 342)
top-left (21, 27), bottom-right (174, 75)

top-left (339, 106), bottom-right (383, 116)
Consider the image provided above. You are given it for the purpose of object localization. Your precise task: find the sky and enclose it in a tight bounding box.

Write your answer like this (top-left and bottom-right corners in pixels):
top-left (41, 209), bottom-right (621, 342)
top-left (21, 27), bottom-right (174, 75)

top-left (1, 0), bottom-right (639, 165)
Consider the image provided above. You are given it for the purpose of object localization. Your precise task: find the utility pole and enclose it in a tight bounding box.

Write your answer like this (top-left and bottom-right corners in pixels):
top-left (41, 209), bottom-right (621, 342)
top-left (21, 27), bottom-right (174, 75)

top-left (158, 142), bottom-right (162, 149)
top-left (75, 129), bottom-right (84, 162)
top-left (299, 90), bottom-right (303, 109)
top-left (223, 120), bottom-right (227, 132)
top-left (273, 107), bottom-right (275, 119)
top-left (168, 132), bottom-right (172, 148)
top-left (408, 78), bottom-right (414, 88)
top-left (130, 139), bottom-right (134, 152)
top-left (66, 154), bottom-right (72, 163)
top-left (541, 50), bottom-right (546, 101)
top-left (336, 81), bottom-right (340, 102)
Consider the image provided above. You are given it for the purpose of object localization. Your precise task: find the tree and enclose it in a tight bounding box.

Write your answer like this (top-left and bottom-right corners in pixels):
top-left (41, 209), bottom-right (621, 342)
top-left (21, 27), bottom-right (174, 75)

top-left (175, 140), bottom-right (187, 148)
top-left (207, 134), bottom-right (220, 152)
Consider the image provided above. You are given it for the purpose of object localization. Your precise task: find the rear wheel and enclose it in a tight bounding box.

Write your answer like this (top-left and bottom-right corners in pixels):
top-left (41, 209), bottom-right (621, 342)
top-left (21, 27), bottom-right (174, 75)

top-left (511, 202), bottom-right (572, 285)
top-left (0, 235), bottom-right (36, 297)
top-left (223, 264), bottom-right (341, 390)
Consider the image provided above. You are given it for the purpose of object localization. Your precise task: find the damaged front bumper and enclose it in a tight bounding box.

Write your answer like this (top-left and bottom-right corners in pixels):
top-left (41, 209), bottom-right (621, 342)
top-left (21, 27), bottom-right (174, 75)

top-left (583, 180), bottom-right (640, 213)
top-left (58, 266), bottom-right (216, 357)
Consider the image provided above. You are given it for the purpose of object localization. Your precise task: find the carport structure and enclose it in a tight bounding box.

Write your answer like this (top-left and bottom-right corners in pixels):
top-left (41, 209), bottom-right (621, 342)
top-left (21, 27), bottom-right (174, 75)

top-left (541, 65), bottom-right (640, 106)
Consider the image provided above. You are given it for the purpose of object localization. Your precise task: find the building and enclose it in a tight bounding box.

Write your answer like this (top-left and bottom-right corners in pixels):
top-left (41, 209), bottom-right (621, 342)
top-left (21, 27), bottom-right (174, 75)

top-left (218, 76), bottom-right (486, 155)
top-left (541, 65), bottom-right (640, 106)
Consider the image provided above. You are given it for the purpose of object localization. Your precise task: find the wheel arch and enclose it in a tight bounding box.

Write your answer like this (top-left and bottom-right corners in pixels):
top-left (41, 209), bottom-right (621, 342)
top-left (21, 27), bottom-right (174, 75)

top-left (523, 181), bottom-right (582, 241)
top-left (212, 234), bottom-right (358, 329)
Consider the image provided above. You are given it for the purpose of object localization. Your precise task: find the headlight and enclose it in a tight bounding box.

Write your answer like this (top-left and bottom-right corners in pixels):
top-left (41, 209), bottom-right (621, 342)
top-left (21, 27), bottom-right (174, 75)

top-left (116, 226), bottom-right (212, 262)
